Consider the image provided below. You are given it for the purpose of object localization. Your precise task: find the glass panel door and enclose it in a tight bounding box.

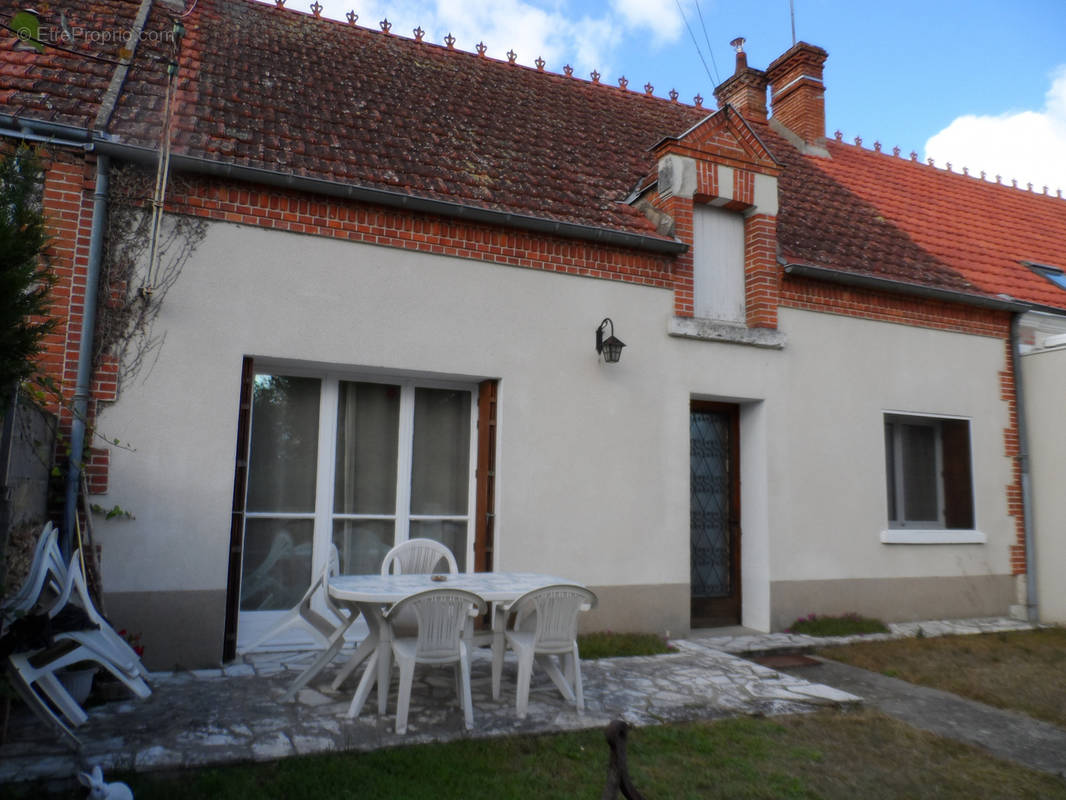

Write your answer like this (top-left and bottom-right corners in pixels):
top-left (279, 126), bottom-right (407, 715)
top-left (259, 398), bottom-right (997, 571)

top-left (240, 375), bottom-right (320, 611)
top-left (409, 388), bottom-right (471, 570)
top-left (332, 381), bottom-right (401, 574)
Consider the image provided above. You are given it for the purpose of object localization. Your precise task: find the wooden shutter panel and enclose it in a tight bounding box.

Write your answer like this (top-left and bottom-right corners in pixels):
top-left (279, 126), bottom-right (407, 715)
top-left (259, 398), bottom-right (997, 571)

top-left (473, 379), bottom-right (498, 572)
top-left (222, 357), bottom-right (254, 661)
top-left (941, 419), bottom-right (974, 530)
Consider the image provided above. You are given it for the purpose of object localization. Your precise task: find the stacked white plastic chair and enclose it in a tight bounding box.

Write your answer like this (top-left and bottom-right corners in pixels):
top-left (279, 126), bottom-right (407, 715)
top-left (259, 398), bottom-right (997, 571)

top-left (2, 522), bottom-right (151, 744)
top-left (380, 587), bottom-right (486, 734)
top-left (238, 544), bottom-right (349, 653)
top-left (491, 584), bottom-right (597, 718)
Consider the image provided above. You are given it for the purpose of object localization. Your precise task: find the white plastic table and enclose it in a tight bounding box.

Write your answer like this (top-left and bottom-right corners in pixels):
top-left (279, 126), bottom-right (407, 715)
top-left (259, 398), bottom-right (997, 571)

top-left (281, 572), bottom-right (578, 719)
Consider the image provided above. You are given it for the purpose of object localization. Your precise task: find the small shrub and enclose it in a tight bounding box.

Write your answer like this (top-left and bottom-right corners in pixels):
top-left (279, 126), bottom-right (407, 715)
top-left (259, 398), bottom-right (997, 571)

top-left (577, 631), bottom-right (677, 659)
top-left (786, 612), bottom-right (889, 637)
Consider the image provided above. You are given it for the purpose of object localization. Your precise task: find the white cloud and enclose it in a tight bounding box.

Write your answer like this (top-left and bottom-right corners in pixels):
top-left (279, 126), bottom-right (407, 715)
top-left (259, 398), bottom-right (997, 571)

top-left (610, 0), bottom-right (683, 45)
top-left (925, 66), bottom-right (1066, 194)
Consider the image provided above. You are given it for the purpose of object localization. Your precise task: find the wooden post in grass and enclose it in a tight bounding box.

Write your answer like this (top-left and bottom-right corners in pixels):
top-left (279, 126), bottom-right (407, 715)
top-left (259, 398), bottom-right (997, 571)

top-left (601, 720), bottom-right (647, 800)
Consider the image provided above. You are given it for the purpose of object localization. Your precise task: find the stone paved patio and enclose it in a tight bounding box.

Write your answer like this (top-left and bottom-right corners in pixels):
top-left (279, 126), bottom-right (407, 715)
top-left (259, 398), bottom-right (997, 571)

top-left (0, 616), bottom-right (1033, 787)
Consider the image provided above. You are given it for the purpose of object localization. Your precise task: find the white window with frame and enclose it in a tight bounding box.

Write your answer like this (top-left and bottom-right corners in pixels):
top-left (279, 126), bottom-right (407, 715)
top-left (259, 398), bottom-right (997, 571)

top-left (237, 370), bottom-right (477, 647)
top-left (882, 413), bottom-right (983, 544)
top-left (693, 204), bottom-right (746, 324)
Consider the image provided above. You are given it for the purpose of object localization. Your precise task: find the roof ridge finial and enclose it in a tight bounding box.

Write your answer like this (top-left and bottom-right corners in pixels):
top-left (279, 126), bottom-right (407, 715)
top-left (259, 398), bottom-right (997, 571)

top-left (444, 32), bottom-right (455, 49)
top-left (476, 41), bottom-right (487, 56)
top-left (310, 1), bottom-right (322, 18)
top-left (413, 26), bottom-right (424, 42)
top-left (536, 56), bottom-right (545, 71)
top-left (644, 82), bottom-right (654, 95)
top-left (379, 18), bottom-right (391, 33)
top-left (507, 49), bottom-right (517, 64)
top-left (346, 10), bottom-right (357, 24)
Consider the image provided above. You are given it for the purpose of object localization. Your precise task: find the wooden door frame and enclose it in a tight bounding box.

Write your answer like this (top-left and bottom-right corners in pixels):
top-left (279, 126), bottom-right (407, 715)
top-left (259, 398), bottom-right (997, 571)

top-left (689, 400), bottom-right (742, 628)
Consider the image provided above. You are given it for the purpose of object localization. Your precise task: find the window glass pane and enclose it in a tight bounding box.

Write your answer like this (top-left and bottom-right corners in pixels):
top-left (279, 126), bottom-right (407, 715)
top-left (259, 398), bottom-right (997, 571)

top-left (901, 423), bottom-right (938, 522)
top-left (247, 375), bottom-right (320, 513)
top-left (410, 388), bottom-right (471, 515)
top-left (240, 518), bottom-right (313, 610)
top-left (332, 519), bottom-right (395, 575)
top-left (884, 422), bottom-right (897, 521)
top-left (334, 381), bottom-right (400, 515)
top-left (409, 520), bottom-right (467, 572)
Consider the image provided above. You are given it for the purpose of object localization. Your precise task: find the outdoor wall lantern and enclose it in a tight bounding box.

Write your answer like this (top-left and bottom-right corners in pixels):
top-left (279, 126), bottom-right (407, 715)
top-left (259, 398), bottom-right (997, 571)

top-left (595, 318), bottom-right (626, 364)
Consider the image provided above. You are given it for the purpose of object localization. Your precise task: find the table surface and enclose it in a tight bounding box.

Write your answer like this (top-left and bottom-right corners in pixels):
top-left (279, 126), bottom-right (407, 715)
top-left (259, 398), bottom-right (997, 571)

top-left (328, 572), bottom-right (580, 604)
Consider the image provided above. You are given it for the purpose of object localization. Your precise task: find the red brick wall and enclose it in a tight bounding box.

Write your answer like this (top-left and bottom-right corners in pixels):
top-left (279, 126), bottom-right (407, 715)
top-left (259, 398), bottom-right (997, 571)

top-left (1000, 341), bottom-right (1027, 576)
top-left (167, 177), bottom-right (677, 288)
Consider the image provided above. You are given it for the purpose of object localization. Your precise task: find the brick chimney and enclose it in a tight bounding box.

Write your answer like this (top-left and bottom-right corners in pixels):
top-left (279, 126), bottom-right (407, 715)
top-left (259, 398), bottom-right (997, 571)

top-left (766, 42), bottom-right (828, 144)
top-left (713, 37), bottom-right (768, 122)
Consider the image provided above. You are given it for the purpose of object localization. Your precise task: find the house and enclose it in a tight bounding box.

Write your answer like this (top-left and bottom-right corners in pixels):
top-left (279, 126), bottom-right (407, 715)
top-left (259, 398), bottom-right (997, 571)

top-left (2, 0), bottom-right (1064, 670)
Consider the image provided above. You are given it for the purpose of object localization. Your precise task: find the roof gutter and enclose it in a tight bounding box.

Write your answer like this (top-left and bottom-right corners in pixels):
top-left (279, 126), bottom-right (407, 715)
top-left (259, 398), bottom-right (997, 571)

top-left (782, 261), bottom-right (1030, 312)
top-left (91, 140), bottom-right (688, 255)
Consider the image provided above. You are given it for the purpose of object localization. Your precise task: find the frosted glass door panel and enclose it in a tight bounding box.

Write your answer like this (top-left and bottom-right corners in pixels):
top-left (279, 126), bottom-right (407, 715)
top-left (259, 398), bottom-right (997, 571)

top-left (334, 381), bottom-right (400, 515)
top-left (410, 388), bottom-right (471, 515)
top-left (239, 518), bottom-right (314, 611)
top-left (246, 375), bottom-right (321, 513)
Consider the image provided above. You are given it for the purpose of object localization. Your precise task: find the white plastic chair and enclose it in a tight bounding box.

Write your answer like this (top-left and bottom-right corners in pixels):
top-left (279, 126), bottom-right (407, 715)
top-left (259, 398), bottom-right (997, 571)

top-left (1, 522), bottom-right (64, 623)
top-left (382, 588), bottom-right (486, 734)
top-left (239, 545), bottom-right (349, 653)
top-left (491, 584), bottom-right (597, 718)
top-left (380, 538), bottom-right (459, 576)
top-left (5, 548), bottom-right (151, 734)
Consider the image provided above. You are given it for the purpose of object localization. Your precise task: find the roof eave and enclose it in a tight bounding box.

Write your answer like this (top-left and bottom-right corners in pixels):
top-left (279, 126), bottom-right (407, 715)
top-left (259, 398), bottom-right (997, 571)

top-left (0, 114), bottom-right (686, 256)
top-left (782, 261), bottom-right (1030, 312)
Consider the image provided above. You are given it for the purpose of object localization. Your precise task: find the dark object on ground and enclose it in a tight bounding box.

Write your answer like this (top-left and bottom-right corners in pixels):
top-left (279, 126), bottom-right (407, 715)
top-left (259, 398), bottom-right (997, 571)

top-left (602, 719), bottom-right (647, 800)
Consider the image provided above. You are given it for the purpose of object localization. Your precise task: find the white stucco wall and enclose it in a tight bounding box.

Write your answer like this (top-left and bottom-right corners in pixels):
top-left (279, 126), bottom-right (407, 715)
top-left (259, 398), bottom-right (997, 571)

top-left (1022, 346), bottom-right (1066, 623)
top-left (95, 217), bottom-right (1019, 650)
top-left (774, 308), bottom-right (1015, 583)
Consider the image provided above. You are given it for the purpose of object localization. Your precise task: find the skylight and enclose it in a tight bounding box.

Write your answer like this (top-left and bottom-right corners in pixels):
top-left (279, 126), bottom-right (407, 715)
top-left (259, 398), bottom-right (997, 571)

top-left (1023, 261), bottom-right (1066, 292)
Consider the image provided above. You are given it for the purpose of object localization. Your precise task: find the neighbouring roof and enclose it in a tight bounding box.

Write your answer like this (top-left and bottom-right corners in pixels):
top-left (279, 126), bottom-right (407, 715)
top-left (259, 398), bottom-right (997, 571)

top-left (2, 0), bottom-right (1064, 312)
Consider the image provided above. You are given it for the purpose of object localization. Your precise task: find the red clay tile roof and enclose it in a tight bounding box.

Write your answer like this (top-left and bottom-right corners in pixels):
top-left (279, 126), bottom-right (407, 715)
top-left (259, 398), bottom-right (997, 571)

top-left (3, 0), bottom-right (1064, 311)
top-left (799, 138), bottom-right (1066, 311)
top-left (104, 0), bottom-right (707, 239)
top-left (0, 0), bottom-right (139, 129)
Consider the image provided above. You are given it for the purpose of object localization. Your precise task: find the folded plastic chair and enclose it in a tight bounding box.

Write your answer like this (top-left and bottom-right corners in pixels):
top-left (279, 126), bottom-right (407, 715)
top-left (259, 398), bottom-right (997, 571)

top-left (491, 584), bottom-right (597, 718)
top-left (379, 588), bottom-right (486, 734)
top-left (4, 544), bottom-right (151, 738)
top-left (49, 553), bottom-right (149, 678)
top-left (239, 545), bottom-right (350, 653)
top-left (1, 522), bottom-right (65, 624)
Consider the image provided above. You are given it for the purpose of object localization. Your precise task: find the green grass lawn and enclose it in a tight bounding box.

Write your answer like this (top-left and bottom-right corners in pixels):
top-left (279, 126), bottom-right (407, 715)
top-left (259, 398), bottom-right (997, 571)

top-left (817, 626), bottom-right (1066, 728)
top-left (16, 709), bottom-right (1062, 799)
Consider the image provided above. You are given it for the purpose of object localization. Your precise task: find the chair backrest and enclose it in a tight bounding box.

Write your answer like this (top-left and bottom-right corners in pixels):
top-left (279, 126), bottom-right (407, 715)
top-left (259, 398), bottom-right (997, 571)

top-left (386, 588), bottom-right (486, 661)
top-left (380, 538), bottom-right (458, 576)
top-left (3, 522), bottom-right (65, 620)
top-left (511, 585), bottom-right (598, 651)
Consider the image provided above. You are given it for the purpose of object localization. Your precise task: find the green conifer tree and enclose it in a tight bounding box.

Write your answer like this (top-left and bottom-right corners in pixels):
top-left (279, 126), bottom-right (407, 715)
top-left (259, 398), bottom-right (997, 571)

top-left (0, 145), bottom-right (54, 410)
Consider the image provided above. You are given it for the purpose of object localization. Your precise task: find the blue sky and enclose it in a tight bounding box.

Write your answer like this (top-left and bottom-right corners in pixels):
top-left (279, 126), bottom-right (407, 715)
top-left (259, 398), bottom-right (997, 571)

top-left (262, 0), bottom-right (1066, 191)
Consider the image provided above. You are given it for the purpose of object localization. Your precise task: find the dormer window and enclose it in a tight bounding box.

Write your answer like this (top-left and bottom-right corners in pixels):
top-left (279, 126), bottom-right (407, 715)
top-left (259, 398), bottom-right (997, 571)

top-left (693, 205), bottom-right (746, 324)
